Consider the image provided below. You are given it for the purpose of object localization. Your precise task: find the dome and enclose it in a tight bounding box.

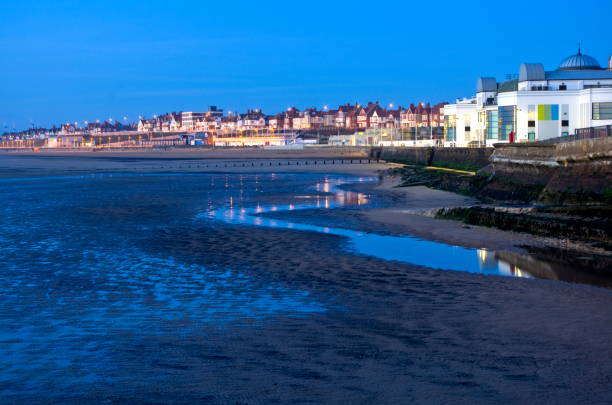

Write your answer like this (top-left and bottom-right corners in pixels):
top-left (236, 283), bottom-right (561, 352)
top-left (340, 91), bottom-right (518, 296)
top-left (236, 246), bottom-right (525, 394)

top-left (557, 50), bottom-right (601, 71)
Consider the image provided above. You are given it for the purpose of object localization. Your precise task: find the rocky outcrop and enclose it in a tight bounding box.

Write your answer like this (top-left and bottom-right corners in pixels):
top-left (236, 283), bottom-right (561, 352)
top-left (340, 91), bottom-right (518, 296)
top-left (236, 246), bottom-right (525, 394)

top-left (435, 206), bottom-right (612, 245)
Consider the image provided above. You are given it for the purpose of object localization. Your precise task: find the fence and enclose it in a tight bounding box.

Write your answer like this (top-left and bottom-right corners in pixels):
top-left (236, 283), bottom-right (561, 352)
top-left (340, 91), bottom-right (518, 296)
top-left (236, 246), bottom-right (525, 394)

top-left (537, 125), bottom-right (612, 145)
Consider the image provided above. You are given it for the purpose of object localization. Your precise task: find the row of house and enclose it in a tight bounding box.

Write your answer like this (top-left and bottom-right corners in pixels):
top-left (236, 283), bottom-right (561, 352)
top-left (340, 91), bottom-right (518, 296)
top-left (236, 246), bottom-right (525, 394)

top-left (61, 121), bottom-right (135, 134)
top-left (136, 102), bottom-right (448, 134)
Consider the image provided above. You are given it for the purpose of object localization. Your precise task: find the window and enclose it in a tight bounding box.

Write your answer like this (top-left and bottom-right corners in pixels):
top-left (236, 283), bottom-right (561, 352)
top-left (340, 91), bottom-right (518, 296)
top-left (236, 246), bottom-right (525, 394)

top-left (444, 115), bottom-right (456, 142)
top-left (528, 132), bottom-right (536, 141)
top-left (528, 120), bottom-right (535, 128)
top-left (446, 127), bottom-right (456, 141)
top-left (498, 106), bottom-right (515, 141)
top-left (561, 132), bottom-right (569, 137)
top-left (593, 103), bottom-right (612, 120)
top-left (486, 110), bottom-right (498, 139)
top-left (465, 126), bottom-right (471, 132)
top-left (559, 84), bottom-right (567, 90)
top-left (561, 120), bottom-right (569, 127)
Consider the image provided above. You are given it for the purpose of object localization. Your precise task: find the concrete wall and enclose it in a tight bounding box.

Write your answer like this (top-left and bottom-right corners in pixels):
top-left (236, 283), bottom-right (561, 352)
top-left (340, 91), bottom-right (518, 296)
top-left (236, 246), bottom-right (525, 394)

top-left (486, 137), bottom-right (612, 203)
top-left (431, 148), bottom-right (493, 169)
top-left (374, 147), bottom-right (493, 170)
top-left (491, 137), bottom-right (612, 165)
top-left (374, 147), bottom-right (433, 165)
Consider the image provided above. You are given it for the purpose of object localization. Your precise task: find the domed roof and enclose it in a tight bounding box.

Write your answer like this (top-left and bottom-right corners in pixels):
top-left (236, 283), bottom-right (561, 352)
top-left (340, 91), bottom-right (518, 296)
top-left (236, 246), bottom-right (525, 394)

top-left (557, 48), bottom-right (601, 71)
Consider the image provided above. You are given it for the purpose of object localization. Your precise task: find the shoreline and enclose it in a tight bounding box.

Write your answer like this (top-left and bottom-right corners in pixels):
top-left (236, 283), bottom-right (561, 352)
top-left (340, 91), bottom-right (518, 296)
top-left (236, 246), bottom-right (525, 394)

top-left (2, 151), bottom-right (608, 265)
top-left (0, 152), bottom-right (386, 179)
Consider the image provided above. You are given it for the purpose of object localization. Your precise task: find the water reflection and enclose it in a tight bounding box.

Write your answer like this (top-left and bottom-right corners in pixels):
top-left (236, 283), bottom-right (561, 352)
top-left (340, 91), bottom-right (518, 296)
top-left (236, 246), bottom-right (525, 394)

top-left (204, 177), bottom-right (529, 279)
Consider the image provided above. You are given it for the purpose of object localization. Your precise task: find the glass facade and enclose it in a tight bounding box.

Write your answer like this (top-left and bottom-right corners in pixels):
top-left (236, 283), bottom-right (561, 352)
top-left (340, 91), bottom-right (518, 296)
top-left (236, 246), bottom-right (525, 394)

top-left (498, 106), bottom-right (515, 141)
top-left (444, 115), bottom-right (456, 142)
top-left (593, 102), bottom-right (612, 120)
top-left (486, 110), bottom-right (498, 140)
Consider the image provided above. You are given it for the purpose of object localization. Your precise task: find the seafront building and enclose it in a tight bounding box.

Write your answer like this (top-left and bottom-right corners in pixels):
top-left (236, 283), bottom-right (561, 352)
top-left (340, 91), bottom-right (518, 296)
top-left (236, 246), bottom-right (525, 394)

top-left (2, 102), bottom-right (448, 148)
top-left (444, 49), bottom-right (612, 146)
top-left (5, 49), bottom-right (610, 149)
top-left (128, 102), bottom-right (449, 147)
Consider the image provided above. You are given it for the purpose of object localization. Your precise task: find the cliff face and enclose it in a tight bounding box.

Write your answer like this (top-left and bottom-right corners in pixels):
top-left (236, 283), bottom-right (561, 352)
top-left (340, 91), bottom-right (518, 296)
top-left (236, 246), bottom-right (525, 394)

top-left (482, 137), bottom-right (612, 204)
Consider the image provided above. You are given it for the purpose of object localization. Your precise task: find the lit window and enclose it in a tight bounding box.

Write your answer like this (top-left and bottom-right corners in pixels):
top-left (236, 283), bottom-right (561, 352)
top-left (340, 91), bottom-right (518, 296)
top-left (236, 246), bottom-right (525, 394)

top-left (593, 103), bottom-right (612, 120)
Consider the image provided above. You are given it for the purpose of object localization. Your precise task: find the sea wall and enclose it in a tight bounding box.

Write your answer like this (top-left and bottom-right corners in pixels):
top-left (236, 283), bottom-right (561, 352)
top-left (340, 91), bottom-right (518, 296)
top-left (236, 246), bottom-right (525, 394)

top-left (483, 137), bottom-right (612, 203)
top-left (372, 147), bottom-right (493, 171)
top-left (431, 148), bottom-right (493, 170)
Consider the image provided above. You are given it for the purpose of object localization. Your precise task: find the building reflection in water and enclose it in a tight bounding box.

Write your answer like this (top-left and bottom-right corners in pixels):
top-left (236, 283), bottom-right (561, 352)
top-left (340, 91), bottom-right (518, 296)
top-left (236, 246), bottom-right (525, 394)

top-left (200, 176), bottom-right (543, 280)
top-left (478, 249), bottom-right (532, 279)
top-left (477, 249), bottom-right (497, 269)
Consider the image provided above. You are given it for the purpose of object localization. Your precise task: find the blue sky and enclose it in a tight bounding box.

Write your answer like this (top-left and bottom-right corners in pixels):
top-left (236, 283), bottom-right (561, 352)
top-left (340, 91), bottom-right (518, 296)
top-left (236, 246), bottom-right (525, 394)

top-left (1, 0), bottom-right (610, 130)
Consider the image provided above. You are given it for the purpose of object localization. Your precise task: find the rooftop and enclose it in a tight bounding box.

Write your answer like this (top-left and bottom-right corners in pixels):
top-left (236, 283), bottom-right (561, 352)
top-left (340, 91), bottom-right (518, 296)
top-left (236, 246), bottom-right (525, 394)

top-left (557, 48), bottom-right (602, 71)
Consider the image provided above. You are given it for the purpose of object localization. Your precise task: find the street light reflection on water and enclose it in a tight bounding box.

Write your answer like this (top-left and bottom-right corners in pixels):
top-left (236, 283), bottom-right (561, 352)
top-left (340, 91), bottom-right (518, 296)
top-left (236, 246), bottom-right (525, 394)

top-left (204, 176), bottom-right (529, 279)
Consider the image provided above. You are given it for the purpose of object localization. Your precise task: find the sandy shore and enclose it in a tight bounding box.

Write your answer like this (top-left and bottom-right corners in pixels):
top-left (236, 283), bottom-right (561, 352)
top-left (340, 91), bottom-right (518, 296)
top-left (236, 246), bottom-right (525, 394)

top-left (0, 150), bottom-right (384, 178)
top-left (0, 146), bottom-right (369, 161)
top-left (2, 150), bottom-right (606, 262)
top-left (2, 154), bottom-right (611, 403)
top-left (363, 176), bottom-right (548, 252)
top-left (0, 151), bottom-right (586, 255)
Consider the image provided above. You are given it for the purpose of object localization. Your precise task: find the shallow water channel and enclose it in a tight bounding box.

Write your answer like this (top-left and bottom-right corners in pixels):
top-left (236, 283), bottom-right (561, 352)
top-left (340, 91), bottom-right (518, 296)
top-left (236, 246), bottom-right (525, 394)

top-left (204, 176), bottom-right (529, 279)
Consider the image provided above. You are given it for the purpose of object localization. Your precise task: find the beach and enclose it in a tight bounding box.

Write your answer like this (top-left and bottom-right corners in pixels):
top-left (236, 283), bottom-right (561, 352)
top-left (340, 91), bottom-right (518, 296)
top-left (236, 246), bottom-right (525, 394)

top-left (1, 150), bottom-right (611, 404)
top-left (0, 150), bottom-right (556, 255)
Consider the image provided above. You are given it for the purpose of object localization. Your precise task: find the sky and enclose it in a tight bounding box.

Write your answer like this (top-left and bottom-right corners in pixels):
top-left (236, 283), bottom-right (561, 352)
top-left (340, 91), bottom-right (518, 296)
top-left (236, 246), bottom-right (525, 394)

top-left (1, 0), bottom-right (611, 130)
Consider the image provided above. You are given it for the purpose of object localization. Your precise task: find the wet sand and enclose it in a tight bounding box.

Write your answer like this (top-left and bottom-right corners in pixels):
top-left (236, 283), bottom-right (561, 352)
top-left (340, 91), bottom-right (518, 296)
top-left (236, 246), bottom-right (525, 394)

top-left (363, 177), bottom-right (550, 253)
top-left (1, 151), bottom-right (605, 259)
top-left (2, 152), bottom-right (612, 404)
top-left (0, 150), bottom-right (384, 178)
top-left (146, 220), bottom-right (612, 404)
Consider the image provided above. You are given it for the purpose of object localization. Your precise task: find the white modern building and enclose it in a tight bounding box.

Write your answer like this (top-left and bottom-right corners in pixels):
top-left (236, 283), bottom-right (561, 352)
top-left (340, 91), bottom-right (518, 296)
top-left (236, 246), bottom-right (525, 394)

top-left (181, 106), bottom-right (223, 131)
top-left (444, 49), bottom-right (612, 146)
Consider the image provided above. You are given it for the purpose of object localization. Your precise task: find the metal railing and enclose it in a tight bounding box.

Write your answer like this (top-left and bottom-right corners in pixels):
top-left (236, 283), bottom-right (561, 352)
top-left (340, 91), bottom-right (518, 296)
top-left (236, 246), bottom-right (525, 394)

top-left (536, 125), bottom-right (612, 145)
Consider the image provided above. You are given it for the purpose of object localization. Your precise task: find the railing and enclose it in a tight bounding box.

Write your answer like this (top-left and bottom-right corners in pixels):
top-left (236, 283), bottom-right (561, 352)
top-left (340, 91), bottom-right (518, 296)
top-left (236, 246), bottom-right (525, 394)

top-left (537, 125), bottom-right (612, 144)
